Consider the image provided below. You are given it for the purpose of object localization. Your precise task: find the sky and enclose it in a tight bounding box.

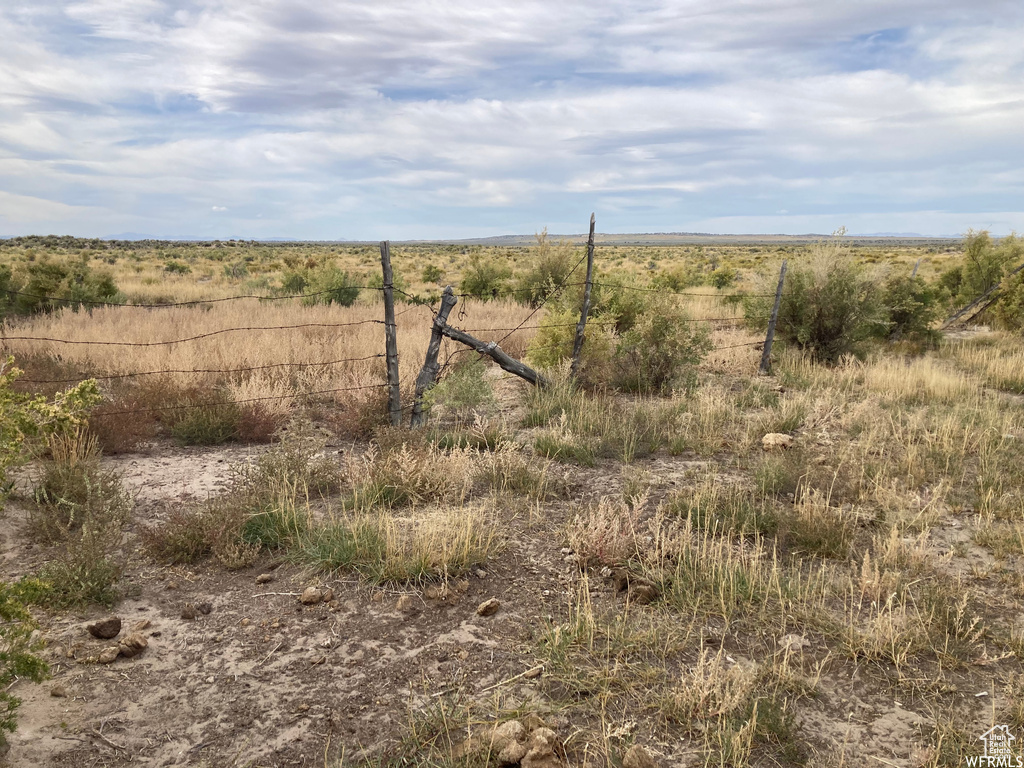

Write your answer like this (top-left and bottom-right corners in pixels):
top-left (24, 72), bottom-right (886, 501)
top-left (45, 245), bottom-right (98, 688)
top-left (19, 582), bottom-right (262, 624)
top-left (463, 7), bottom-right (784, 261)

top-left (1, 1), bottom-right (1023, 240)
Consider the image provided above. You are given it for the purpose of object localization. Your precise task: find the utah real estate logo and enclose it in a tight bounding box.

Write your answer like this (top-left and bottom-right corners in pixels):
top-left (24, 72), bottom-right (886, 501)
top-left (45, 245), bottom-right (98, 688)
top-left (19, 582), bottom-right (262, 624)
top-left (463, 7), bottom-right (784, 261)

top-left (969, 725), bottom-right (1024, 767)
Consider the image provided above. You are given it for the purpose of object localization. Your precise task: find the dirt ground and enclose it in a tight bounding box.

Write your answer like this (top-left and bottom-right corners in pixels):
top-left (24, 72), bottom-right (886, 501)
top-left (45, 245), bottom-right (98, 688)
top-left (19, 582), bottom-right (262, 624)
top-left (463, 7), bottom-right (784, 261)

top-left (0, 434), bottom-right (1015, 768)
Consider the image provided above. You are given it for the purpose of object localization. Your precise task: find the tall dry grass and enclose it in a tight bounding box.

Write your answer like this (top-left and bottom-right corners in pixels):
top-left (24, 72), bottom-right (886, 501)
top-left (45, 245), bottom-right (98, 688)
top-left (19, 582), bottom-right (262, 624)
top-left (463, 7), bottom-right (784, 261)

top-left (3, 299), bottom-right (538, 403)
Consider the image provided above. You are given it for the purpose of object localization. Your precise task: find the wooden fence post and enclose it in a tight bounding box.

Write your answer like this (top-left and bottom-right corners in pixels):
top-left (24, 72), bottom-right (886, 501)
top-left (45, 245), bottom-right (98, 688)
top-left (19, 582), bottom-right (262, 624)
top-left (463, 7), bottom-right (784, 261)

top-left (410, 286), bottom-right (458, 428)
top-left (379, 241), bottom-right (401, 426)
top-left (759, 260), bottom-right (787, 376)
top-left (911, 259), bottom-right (921, 278)
top-left (570, 213), bottom-right (596, 380)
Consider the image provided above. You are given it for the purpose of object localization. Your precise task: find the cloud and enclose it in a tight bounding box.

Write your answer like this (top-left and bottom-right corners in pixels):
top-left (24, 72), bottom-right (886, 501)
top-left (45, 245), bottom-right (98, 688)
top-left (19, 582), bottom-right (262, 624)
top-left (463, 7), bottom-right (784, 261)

top-left (0, 0), bottom-right (1022, 237)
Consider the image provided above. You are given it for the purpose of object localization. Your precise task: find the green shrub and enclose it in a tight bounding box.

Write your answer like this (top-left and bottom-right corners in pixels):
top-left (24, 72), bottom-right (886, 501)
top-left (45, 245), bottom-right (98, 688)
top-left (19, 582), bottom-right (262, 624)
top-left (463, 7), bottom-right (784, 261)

top-left (611, 294), bottom-right (712, 394)
top-left (168, 401), bottom-right (241, 445)
top-left (709, 266), bottom-right (738, 289)
top-left (746, 242), bottom-right (887, 364)
top-left (1, 358), bottom-right (100, 510)
top-left (303, 264), bottom-right (361, 307)
top-left (881, 272), bottom-right (941, 343)
top-left (280, 270), bottom-right (308, 294)
top-left (30, 431), bottom-right (132, 543)
top-left (421, 264), bottom-right (445, 284)
top-left (459, 253), bottom-right (511, 299)
top-left (653, 264), bottom-right (704, 291)
top-left (164, 260), bottom-right (191, 274)
top-left (958, 230), bottom-right (1017, 303)
top-left (5, 257), bottom-right (119, 316)
top-left (515, 229), bottom-right (579, 307)
top-left (994, 268), bottom-right (1024, 330)
top-left (1, 580), bottom-right (50, 749)
top-left (423, 356), bottom-right (494, 420)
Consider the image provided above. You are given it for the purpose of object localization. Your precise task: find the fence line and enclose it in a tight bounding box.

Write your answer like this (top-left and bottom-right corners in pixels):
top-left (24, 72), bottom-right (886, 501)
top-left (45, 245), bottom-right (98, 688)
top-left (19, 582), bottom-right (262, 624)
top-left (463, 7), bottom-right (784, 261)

top-left (88, 382), bottom-right (391, 420)
top-left (15, 354), bottom-right (386, 384)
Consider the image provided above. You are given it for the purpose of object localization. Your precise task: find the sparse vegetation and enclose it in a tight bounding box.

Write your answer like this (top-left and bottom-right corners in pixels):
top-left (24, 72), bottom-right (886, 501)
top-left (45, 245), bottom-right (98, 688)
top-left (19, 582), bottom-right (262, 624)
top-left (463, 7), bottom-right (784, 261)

top-left (4, 234), bottom-right (1024, 766)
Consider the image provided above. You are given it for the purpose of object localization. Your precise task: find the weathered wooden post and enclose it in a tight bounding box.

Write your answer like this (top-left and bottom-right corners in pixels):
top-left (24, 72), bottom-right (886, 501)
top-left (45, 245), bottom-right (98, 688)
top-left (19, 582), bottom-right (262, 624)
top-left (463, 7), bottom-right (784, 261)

top-left (379, 241), bottom-right (401, 426)
top-left (759, 260), bottom-right (787, 376)
top-left (410, 286), bottom-right (458, 427)
top-left (570, 213), bottom-right (596, 380)
top-left (911, 259), bottom-right (921, 278)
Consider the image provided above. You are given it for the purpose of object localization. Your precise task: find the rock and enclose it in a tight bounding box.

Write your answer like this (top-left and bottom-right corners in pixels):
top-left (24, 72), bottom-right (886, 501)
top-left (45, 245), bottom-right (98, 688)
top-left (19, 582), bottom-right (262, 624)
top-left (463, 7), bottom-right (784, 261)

top-left (196, 602), bottom-right (213, 615)
top-left (395, 595), bottom-right (414, 612)
top-left (762, 433), bottom-right (794, 450)
top-left (133, 619), bottom-right (151, 632)
top-left (476, 598), bottom-right (501, 617)
top-left (98, 646), bottom-right (120, 664)
top-left (623, 744), bottom-right (660, 768)
top-left (322, 588), bottom-right (334, 603)
top-left (50, 684), bottom-right (68, 698)
top-left (118, 632), bottom-right (148, 658)
top-left (424, 584), bottom-right (450, 600)
top-left (499, 741), bottom-right (529, 765)
top-left (255, 573), bottom-right (274, 584)
top-left (180, 604), bottom-right (197, 620)
top-left (629, 583), bottom-right (659, 605)
top-left (780, 634), bottom-right (810, 652)
top-left (87, 616), bottom-right (122, 640)
top-left (473, 568), bottom-right (488, 579)
top-left (521, 727), bottom-right (563, 768)
top-left (300, 587), bottom-right (323, 605)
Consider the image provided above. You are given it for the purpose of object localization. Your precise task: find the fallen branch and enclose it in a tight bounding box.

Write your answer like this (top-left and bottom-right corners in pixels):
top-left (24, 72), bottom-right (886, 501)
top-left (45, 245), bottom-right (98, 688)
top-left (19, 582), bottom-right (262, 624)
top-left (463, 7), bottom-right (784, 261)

top-left (439, 325), bottom-right (548, 387)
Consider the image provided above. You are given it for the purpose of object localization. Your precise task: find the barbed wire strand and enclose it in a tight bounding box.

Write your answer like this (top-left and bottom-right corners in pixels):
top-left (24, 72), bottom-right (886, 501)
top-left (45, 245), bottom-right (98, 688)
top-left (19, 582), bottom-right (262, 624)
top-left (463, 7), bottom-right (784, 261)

top-left (16, 353), bottom-right (386, 384)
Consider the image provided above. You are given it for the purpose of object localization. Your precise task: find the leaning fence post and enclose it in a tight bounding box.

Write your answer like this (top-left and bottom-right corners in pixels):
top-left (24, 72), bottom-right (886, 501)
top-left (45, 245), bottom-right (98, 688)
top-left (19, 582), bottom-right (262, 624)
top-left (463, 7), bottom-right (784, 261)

top-left (410, 286), bottom-right (458, 428)
top-left (570, 213), bottom-right (596, 380)
top-left (911, 259), bottom-right (921, 278)
top-left (759, 260), bottom-right (787, 375)
top-left (379, 241), bottom-right (401, 426)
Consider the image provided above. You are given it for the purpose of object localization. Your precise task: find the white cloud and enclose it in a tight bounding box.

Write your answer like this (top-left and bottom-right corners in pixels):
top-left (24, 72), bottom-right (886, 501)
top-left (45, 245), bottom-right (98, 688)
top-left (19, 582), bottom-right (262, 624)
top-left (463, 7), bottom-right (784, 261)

top-left (0, 0), bottom-right (1022, 237)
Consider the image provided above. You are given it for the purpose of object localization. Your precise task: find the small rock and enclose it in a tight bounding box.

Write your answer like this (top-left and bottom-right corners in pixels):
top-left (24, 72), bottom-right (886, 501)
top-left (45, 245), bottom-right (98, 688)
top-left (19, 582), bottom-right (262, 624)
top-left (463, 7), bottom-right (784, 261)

top-left (623, 744), bottom-right (660, 768)
top-left (98, 646), bottom-right (120, 664)
top-left (395, 595), bottom-right (414, 612)
top-left (118, 632), bottom-right (148, 658)
top-left (132, 619), bottom-right (151, 632)
top-left (300, 587), bottom-right (323, 605)
top-left (521, 727), bottom-right (562, 768)
top-left (476, 598), bottom-right (501, 617)
top-left (523, 665), bottom-right (544, 679)
top-left (762, 433), bottom-right (794, 451)
top-left (498, 741), bottom-right (529, 765)
top-left (780, 634), bottom-right (810, 652)
top-left (255, 573), bottom-right (274, 584)
top-left (87, 616), bottom-right (122, 640)
top-left (473, 568), bottom-right (488, 579)
top-left (321, 588), bottom-right (334, 603)
top-left (50, 685), bottom-right (68, 698)
top-left (196, 602), bottom-right (213, 615)
top-left (424, 584), bottom-right (450, 600)
top-left (180, 604), bottom-right (197, 620)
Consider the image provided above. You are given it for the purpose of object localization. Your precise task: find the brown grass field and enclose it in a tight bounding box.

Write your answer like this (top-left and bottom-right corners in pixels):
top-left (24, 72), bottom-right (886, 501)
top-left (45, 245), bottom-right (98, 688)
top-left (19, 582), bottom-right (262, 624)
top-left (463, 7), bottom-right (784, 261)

top-left (3, 234), bottom-right (1024, 768)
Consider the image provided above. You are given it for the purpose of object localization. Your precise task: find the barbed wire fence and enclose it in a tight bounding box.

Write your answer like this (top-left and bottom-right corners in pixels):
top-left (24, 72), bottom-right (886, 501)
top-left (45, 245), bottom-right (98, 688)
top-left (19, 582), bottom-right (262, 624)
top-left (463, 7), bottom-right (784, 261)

top-left (2, 217), bottom-right (778, 434)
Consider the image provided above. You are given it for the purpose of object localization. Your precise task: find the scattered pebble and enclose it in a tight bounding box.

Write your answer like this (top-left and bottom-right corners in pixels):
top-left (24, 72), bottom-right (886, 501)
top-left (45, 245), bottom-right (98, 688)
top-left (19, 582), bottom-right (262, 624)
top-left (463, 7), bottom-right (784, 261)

top-left (87, 616), bottom-right (122, 640)
top-left (476, 598), bottom-right (501, 617)
top-left (300, 587), bottom-right (323, 605)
